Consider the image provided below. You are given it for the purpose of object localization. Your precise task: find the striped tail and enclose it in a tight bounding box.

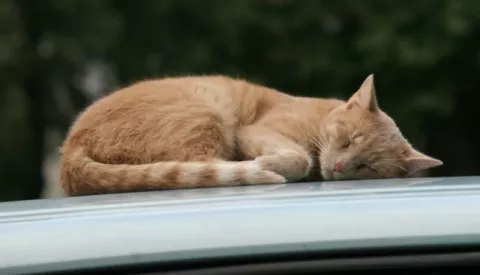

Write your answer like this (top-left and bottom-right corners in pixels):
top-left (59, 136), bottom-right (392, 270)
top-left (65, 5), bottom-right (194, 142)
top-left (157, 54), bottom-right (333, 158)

top-left (60, 148), bottom-right (286, 196)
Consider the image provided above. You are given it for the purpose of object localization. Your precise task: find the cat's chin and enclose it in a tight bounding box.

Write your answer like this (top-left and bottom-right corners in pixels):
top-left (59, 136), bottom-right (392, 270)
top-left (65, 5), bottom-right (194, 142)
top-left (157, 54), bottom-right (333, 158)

top-left (322, 169), bottom-right (356, 181)
top-left (321, 169), bottom-right (335, 181)
top-left (332, 171), bottom-right (356, 181)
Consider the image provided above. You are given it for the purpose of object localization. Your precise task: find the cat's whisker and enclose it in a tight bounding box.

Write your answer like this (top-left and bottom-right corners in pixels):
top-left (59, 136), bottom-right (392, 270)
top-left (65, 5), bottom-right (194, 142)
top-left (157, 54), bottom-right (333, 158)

top-left (317, 127), bottom-right (329, 151)
top-left (296, 122), bottom-right (323, 150)
top-left (312, 133), bottom-right (325, 151)
top-left (311, 136), bottom-right (324, 151)
top-left (313, 122), bottom-right (327, 149)
top-left (301, 119), bottom-right (327, 151)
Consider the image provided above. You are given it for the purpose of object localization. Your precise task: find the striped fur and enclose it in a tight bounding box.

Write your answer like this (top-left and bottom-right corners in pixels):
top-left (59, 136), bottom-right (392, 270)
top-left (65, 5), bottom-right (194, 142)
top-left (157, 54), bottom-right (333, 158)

top-left (61, 148), bottom-right (286, 195)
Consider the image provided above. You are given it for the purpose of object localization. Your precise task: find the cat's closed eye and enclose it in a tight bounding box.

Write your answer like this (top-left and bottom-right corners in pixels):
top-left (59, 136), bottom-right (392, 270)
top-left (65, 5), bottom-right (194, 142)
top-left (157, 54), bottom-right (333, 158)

top-left (340, 139), bottom-right (350, 149)
top-left (356, 163), bottom-right (377, 173)
top-left (356, 164), bottom-right (368, 170)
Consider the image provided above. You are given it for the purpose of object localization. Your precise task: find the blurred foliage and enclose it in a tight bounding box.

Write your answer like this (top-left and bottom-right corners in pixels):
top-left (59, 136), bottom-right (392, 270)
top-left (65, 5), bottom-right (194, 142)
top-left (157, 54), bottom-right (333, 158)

top-left (1, 0), bottom-right (480, 201)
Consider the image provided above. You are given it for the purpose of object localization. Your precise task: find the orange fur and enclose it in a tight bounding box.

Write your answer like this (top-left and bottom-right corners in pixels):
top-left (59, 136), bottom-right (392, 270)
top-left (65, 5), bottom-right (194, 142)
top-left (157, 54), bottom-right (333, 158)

top-left (59, 74), bottom-right (443, 196)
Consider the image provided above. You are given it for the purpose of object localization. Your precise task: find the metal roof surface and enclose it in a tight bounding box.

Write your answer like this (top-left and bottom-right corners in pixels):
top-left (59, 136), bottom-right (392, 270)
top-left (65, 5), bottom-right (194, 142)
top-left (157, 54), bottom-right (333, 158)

top-left (1, 176), bottom-right (480, 274)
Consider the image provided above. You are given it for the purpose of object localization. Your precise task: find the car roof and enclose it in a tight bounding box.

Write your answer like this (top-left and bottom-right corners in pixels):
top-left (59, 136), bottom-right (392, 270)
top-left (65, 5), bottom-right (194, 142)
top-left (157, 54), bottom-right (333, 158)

top-left (1, 176), bottom-right (480, 274)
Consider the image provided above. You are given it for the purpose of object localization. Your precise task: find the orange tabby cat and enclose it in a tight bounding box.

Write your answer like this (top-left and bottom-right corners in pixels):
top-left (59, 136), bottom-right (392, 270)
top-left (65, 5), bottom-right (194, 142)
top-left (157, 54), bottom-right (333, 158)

top-left (60, 74), bottom-right (442, 196)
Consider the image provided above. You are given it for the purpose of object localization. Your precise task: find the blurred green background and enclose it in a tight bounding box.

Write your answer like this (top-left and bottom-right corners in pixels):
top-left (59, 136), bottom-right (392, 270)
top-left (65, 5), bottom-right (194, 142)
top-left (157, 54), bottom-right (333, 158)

top-left (1, 0), bottom-right (479, 201)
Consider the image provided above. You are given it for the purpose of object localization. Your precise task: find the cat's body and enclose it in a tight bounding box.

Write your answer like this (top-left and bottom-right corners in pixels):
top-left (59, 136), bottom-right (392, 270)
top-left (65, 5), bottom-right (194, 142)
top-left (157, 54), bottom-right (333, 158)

top-left (60, 74), bottom-right (442, 196)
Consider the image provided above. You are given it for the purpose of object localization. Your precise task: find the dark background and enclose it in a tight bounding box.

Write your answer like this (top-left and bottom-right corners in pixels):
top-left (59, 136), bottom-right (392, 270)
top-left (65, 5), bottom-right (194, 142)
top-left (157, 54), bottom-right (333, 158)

top-left (1, 0), bottom-right (479, 201)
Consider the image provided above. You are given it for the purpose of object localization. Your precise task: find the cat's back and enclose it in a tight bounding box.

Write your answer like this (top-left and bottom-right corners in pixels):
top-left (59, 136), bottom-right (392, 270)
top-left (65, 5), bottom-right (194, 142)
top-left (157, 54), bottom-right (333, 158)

top-left (71, 75), bottom-right (287, 132)
top-left (86, 75), bottom-right (236, 111)
top-left (72, 76), bottom-right (236, 127)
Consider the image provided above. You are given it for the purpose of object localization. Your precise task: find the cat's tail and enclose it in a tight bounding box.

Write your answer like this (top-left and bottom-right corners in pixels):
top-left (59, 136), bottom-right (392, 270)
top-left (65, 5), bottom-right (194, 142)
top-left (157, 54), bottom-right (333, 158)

top-left (60, 147), bottom-right (287, 196)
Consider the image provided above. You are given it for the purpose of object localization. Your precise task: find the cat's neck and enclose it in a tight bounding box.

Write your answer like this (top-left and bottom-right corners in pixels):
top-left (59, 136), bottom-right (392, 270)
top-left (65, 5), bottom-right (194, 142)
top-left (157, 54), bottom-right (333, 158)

top-left (296, 97), bottom-right (345, 150)
top-left (280, 97), bottom-right (343, 181)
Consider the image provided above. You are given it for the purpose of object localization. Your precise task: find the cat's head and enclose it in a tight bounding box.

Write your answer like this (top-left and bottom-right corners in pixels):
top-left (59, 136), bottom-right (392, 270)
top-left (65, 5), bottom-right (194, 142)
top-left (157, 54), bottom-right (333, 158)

top-left (319, 74), bottom-right (443, 181)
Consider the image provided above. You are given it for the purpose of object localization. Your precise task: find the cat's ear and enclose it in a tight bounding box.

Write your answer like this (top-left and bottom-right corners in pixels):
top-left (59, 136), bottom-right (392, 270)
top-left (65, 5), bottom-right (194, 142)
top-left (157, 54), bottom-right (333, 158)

top-left (347, 74), bottom-right (379, 112)
top-left (404, 148), bottom-right (443, 175)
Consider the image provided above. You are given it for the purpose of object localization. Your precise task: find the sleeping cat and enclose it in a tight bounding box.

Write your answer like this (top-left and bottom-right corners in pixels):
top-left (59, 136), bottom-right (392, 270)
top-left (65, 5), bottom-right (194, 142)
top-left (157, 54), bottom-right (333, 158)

top-left (59, 74), bottom-right (442, 196)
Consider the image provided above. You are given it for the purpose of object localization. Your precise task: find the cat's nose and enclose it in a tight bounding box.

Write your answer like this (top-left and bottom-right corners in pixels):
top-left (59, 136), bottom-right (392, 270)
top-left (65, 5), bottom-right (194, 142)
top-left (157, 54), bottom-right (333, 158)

top-left (334, 162), bottom-right (344, 173)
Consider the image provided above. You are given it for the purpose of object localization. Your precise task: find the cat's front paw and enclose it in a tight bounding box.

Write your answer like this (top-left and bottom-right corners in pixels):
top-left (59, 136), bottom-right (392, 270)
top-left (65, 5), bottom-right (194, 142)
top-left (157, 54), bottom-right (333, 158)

top-left (242, 161), bottom-right (287, 185)
top-left (254, 150), bottom-right (311, 181)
